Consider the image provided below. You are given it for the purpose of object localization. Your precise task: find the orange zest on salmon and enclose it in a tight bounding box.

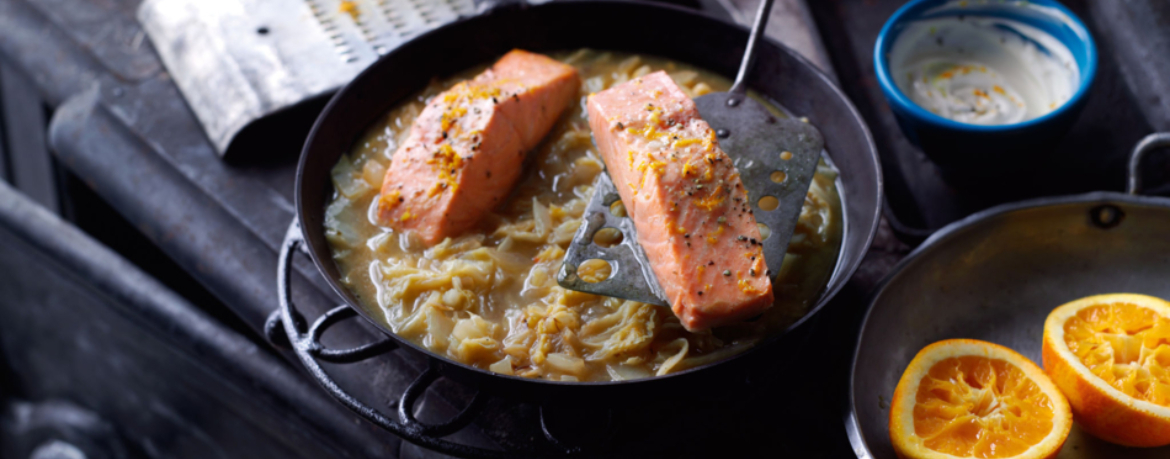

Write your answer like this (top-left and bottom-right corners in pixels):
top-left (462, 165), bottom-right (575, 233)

top-left (376, 50), bottom-right (580, 245)
top-left (586, 71), bottom-right (772, 331)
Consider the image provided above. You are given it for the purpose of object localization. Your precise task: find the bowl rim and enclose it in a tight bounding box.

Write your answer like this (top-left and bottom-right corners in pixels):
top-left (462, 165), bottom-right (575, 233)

top-left (872, 0), bottom-right (1098, 132)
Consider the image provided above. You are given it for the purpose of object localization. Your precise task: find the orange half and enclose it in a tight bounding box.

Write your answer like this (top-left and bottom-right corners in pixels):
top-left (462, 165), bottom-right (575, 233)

top-left (890, 339), bottom-right (1072, 459)
top-left (1042, 293), bottom-right (1170, 447)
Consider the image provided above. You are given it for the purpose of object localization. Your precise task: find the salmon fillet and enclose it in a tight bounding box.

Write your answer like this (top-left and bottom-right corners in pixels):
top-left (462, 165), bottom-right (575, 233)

top-left (377, 50), bottom-right (580, 245)
top-left (586, 71), bottom-right (773, 331)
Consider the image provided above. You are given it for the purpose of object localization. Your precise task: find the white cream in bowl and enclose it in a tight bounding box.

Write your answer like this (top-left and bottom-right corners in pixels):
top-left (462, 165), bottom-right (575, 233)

top-left (888, 15), bottom-right (1079, 125)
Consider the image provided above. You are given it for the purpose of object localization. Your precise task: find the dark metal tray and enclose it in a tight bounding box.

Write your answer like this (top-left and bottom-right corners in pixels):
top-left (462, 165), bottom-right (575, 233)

top-left (849, 135), bottom-right (1170, 458)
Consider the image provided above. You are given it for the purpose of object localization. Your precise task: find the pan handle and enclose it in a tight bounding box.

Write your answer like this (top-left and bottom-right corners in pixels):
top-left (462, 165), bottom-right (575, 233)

top-left (1127, 132), bottom-right (1170, 195)
top-left (268, 219), bottom-right (514, 457)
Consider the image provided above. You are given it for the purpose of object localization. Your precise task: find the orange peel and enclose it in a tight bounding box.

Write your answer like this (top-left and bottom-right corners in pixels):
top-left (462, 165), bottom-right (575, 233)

top-left (1042, 293), bottom-right (1170, 447)
top-left (890, 339), bottom-right (1072, 459)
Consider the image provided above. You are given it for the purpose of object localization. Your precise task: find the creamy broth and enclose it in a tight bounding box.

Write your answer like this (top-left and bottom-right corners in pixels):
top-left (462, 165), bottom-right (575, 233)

top-left (324, 49), bottom-right (843, 382)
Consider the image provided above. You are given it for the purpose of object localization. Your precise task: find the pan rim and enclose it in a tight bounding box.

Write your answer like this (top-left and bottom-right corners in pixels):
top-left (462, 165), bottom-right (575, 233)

top-left (297, 0), bottom-right (883, 390)
top-left (847, 190), bottom-right (1170, 457)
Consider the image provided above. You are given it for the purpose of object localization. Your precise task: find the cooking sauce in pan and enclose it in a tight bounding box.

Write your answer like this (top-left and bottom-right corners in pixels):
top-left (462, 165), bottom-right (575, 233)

top-left (324, 49), bottom-right (842, 382)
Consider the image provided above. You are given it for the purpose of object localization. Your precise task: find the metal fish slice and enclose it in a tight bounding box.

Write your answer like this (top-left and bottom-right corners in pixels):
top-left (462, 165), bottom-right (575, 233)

top-left (557, 0), bottom-right (825, 305)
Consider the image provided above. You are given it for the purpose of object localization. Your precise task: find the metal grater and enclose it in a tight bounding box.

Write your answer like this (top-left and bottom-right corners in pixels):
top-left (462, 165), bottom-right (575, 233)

top-left (138, 0), bottom-right (826, 158)
top-left (306, 0), bottom-right (478, 60)
top-left (138, 0), bottom-right (477, 156)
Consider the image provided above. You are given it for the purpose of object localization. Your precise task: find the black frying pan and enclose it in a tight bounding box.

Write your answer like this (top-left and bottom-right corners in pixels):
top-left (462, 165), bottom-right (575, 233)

top-left (294, 0), bottom-right (882, 403)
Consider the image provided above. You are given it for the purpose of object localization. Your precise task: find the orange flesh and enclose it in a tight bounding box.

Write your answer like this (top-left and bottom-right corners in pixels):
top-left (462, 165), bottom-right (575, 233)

top-left (377, 50), bottom-right (580, 245)
top-left (586, 71), bottom-right (772, 331)
top-left (1062, 302), bottom-right (1170, 406)
top-left (914, 356), bottom-right (1055, 458)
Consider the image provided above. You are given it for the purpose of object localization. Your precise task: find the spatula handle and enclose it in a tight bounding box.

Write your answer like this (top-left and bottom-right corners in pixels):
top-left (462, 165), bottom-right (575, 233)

top-left (730, 0), bottom-right (776, 98)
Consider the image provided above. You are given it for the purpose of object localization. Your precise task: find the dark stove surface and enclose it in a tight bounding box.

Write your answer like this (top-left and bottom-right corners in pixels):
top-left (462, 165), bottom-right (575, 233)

top-left (3, 0), bottom-right (1166, 457)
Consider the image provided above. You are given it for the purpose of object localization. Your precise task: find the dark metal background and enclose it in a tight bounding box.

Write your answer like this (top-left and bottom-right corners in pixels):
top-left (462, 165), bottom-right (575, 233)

top-left (0, 0), bottom-right (1167, 457)
top-left (0, 179), bottom-right (387, 458)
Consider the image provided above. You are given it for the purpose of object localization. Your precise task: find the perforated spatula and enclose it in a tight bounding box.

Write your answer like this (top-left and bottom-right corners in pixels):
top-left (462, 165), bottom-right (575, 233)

top-left (557, 0), bottom-right (825, 306)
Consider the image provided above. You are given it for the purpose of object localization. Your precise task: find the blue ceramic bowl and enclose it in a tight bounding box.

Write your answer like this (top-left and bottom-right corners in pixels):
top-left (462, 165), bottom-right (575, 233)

top-left (874, 0), bottom-right (1097, 176)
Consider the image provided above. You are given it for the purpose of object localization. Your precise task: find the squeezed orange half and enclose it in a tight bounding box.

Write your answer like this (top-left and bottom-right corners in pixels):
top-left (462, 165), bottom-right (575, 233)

top-left (890, 339), bottom-right (1071, 459)
top-left (1043, 293), bottom-right (1170, 447)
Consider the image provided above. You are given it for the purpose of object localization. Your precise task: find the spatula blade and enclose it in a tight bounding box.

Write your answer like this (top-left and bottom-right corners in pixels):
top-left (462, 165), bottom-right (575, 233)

top-left (558, 93), bottom-right (825, 306)
top-left (557, 173), bottom-right (669, 306)
top-left (693, 92), bottom-right (824, 280)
